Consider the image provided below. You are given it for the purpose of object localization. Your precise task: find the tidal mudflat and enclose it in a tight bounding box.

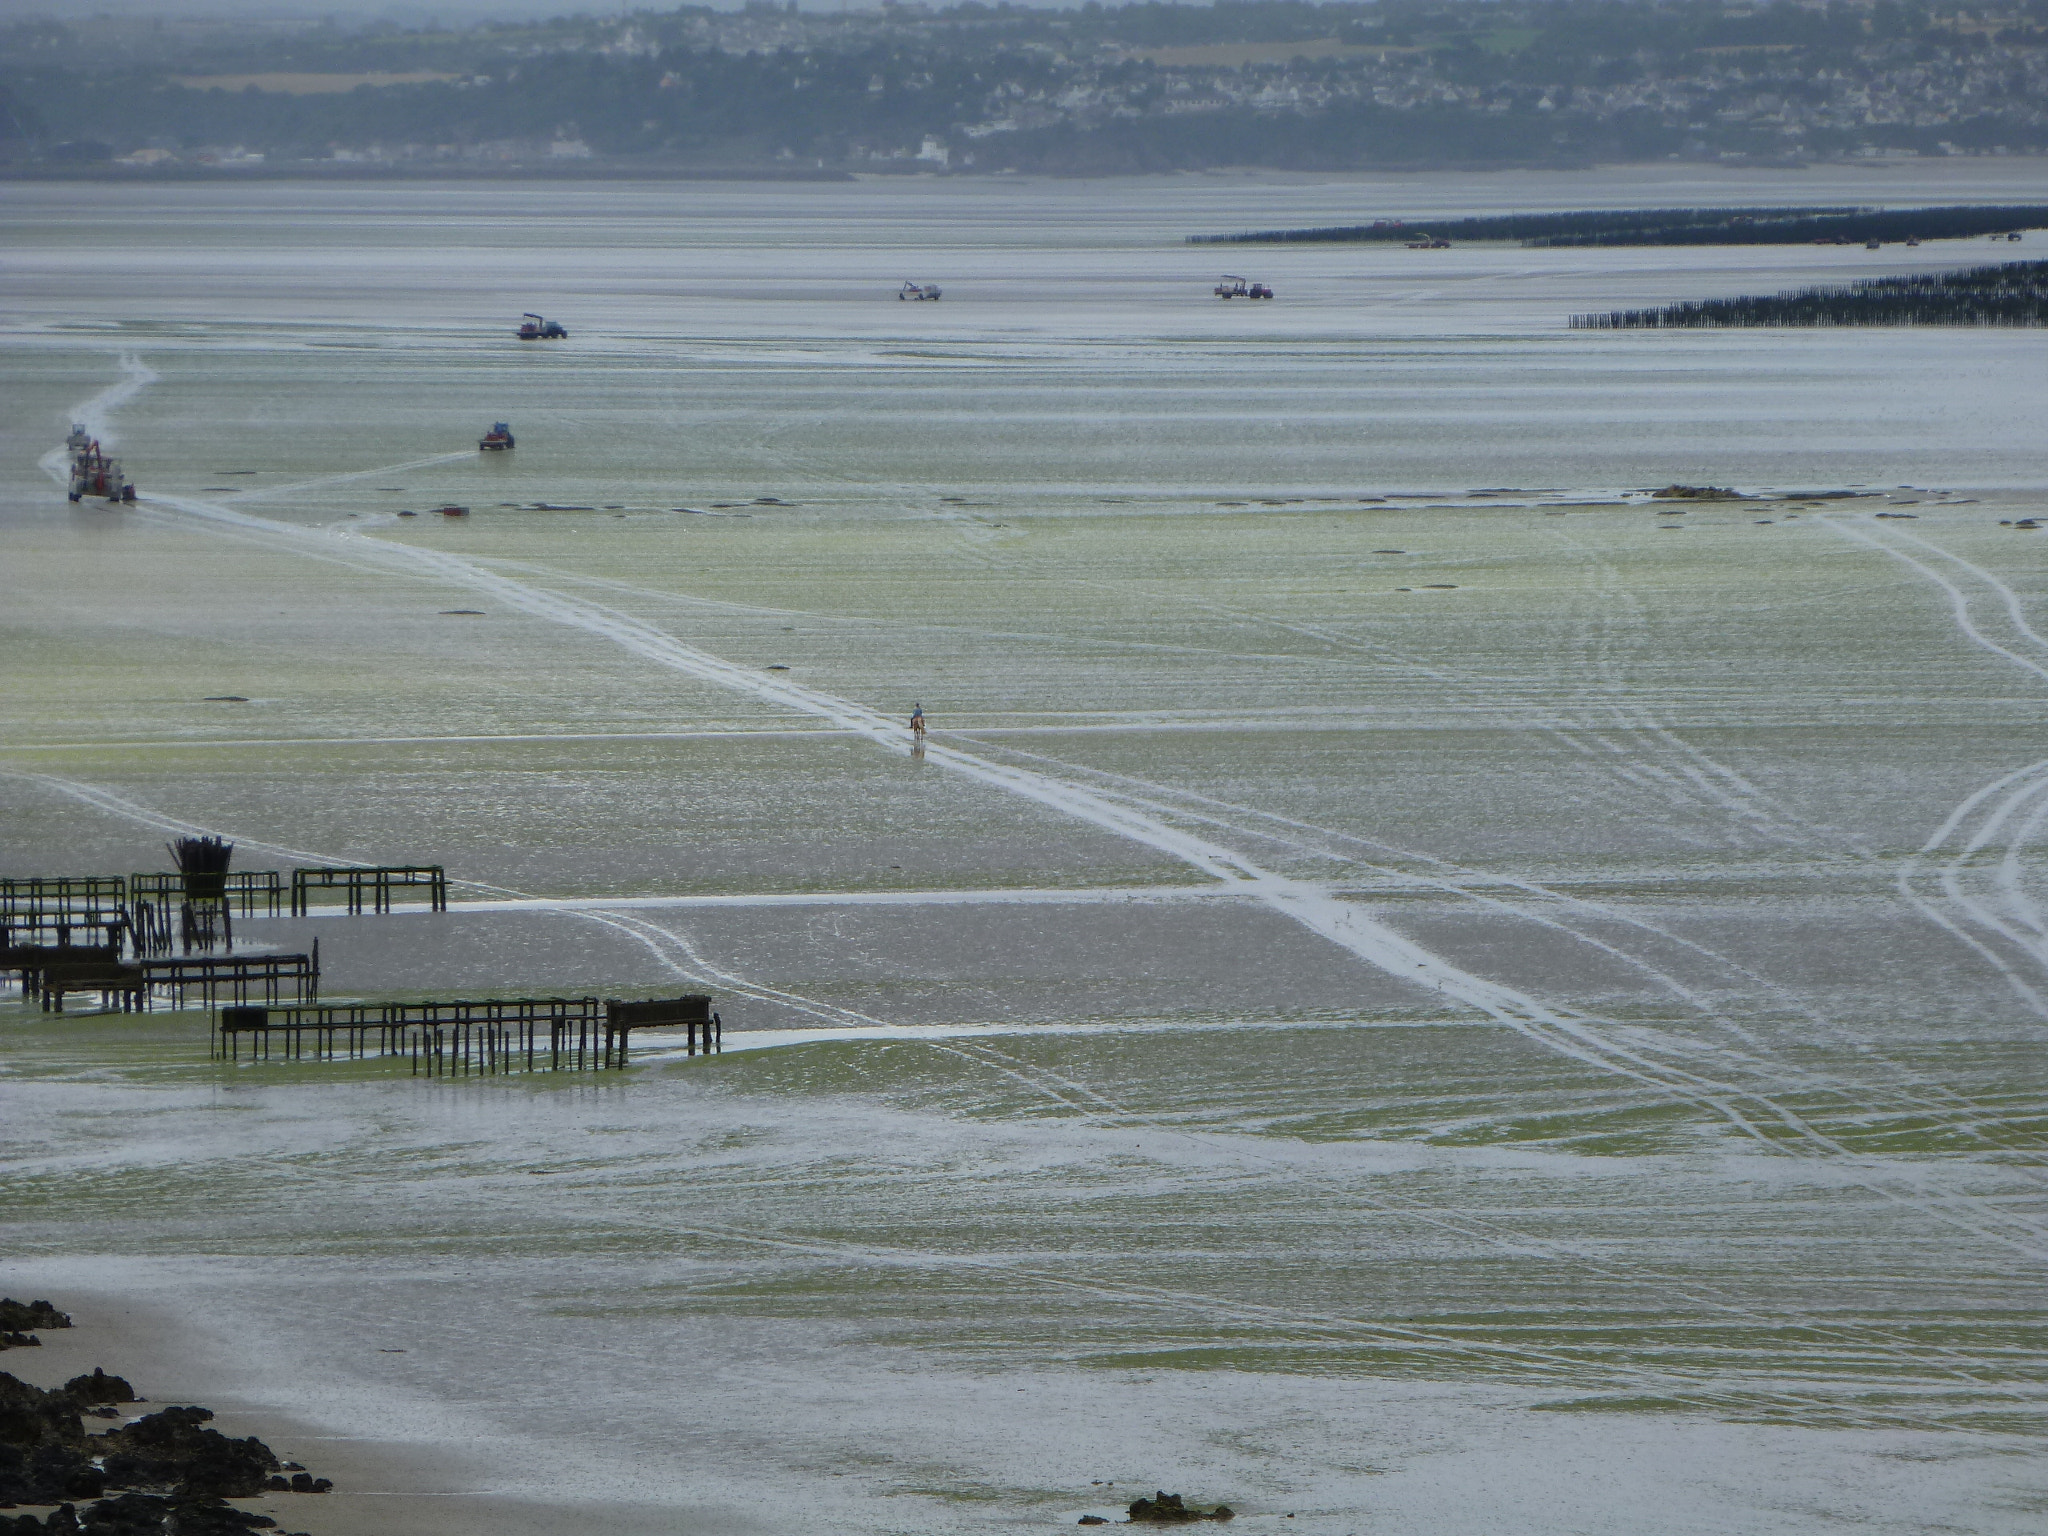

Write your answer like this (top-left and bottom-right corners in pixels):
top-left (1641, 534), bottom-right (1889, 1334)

top-left (4, 166), bottom-right (2048, 1535)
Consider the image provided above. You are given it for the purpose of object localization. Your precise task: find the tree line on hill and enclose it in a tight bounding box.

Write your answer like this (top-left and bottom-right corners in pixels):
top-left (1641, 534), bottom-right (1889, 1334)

top-left (3, 0), bottom-right (2046, 173)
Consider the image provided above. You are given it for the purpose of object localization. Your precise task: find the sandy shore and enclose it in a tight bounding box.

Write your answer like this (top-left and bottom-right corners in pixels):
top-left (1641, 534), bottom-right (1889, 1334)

top-left (3, 1282), bottom-right (770, 1536)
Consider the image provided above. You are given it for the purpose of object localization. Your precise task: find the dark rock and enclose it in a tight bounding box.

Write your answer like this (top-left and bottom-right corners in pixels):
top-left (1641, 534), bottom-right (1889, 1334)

top-left (1078, 1518), bottom-right (1108, 1526)
top-left (0, 1307), bottom-right (70, 1335)
top-left (0, 1493), bottom-right (275, 1536)
top-left (63, 1469), bottom-right (105, 1502)
top-left (98, 1409), bottom-right (279, 1500)
top-left (163, 1500), bottom-right (276, 1535)
top-left (0, 1339), bottom-right (36, 1354)
top-left (76, 1493), bottom-right (170, 1534)
top-left (1127, 1491), bottom-right (1234, 1523)
top-left (60, 1376), bottom-right (135, 1410)
top-left (0, 1373), bottom-right (90, 1506)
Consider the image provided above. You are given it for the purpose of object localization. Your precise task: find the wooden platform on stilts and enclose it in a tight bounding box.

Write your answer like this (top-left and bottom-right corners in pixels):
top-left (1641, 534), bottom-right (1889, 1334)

top-left (213, 993), bottom-right (719, 1075)
top-left (291, 866), bottom-right (447, 916)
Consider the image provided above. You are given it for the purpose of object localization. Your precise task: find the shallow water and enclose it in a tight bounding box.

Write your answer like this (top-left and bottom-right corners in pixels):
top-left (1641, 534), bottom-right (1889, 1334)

top-left (3, 167), bottom-right (2048, 1534)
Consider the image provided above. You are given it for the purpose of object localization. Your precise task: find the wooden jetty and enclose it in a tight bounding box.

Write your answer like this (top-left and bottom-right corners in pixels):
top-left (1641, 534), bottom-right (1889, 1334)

top-left (35, 945), bottom-right (319, 1013)
top-left (39, 957), bottom-right (147, 1014)
top-left (0, 877), bottom-right (127, 934)
top-left (608, 994), bottom-right (719, 1056)
top-left (141, 947), bottom-right (319, 1010)
top-left (213, 993), bottom-right (718, 1075)
top-left (0, 865), bottom-right (326, 1012)
top-left (291, 865), bottom-right (448, 917)
top-left (131, 871), bottom-right (283, 920)
top-left (3, 911), bottom-right (135, 1006)
top-left (132, 870), bottom-right (285, 956)
top-left (2, 915), bottom-right (129, 963)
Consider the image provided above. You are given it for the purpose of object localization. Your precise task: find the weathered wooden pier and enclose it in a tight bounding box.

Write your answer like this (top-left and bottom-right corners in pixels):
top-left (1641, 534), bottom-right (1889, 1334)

top-left (3, 877), bottom-right (137, 1002)
top-left (131, 871), bottom-right (283, 919)
top-left (143, 946), bottom-right (320, 1010)
top-left (214, 993), bottom-right (718, 1075)
top-left (1, 876), bottom-right (128, 926)
top-left (291, 865), bottom-right (448, 917)
top-left (2, 879), bottom-right (133, 960)
top-left (2, 915), bottom-right (128, 967)
top-left (35, 945), bottom-right (320, 1013)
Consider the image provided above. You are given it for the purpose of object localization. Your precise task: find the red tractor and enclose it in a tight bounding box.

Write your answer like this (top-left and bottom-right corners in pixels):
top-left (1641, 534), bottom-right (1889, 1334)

top-left (67, 442), bottom-right (135, 503)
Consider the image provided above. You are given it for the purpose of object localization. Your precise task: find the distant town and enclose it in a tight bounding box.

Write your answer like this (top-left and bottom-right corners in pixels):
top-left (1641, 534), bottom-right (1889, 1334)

top-left (4, 0), bottom-right (2045, 176)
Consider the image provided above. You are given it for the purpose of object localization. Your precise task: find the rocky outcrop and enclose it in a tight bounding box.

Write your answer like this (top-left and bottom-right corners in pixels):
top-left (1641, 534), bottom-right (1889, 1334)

top-left (58, 1377), bottom-right (134, 1411)
top-left (98, 1409), bottom-right (279, 1500)
top-left (0, 1349), bottom-right (321, 1536)
top-left (0, 1305), bottom-right (73, 1354)
top-left (0, 1307), bottom-right (72, 1337)
top-left (0, 1373), bottom-right (94, 1506)
top-left (0, 1494), bottom-right (280, 1535)
top-left (1126, 1491), bottom-right (1235, 1523)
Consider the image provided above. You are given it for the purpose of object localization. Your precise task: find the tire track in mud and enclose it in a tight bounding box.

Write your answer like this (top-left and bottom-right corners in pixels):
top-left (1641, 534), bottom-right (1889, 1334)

top-left (1533, 529), bottom-right (2039, 1151)
top-left (501, 535), bottom-right (1889, 1100)
top-left (1904, 758), bottom-right (2048, 1022)
top-left (44, 359), bottom-right (2048, 1259)
top-left (12, 773), bottom-right (2032, 1427)
top-left (0, 770), bottom-right (1863, 1411)
top-left (955, 735), bottom-right (2048, 1168)
top-left (163, 501), bottom-right (2048, 1249)
top-left (481, 558), bottom-right (1408, 676)
top-left (1042, 531), bottom-right (1846, 857)
top-left (519, 909), bottom-right (2046, 1403)
top-left (640, 1214), bottom-right (2009, 1430)
top-left (869, 504), bottom-right (2048, 1175)
top-left (220, 451), bottom-right (475, 505)
top-left (35, 354), bottom-right (157, 482)
top-left (1826, 514), bottom-right (2048, 688)
top-left (615, 931), bottom-right (2047, 1423)
top-left (575, 920), bottom-right (2033, 1426)
top-left (919, 1037), bottom-right (2038, 1424)
top-left (1832, 514), bottom-right (2048, 1031)
top-left (1547, 524), bottom-right (1870, 857)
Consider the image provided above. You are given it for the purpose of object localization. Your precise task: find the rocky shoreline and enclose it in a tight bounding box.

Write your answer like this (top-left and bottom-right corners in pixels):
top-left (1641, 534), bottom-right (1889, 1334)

top-left (0, 1300), bottom-right (328, 1536)
top-left (1080, 1491), bottom-right (1236, 1525)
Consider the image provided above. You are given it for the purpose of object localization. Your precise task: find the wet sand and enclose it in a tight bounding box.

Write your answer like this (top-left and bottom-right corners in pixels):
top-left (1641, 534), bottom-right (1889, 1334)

top-left (5, 170), bottom-right (2048, 1535)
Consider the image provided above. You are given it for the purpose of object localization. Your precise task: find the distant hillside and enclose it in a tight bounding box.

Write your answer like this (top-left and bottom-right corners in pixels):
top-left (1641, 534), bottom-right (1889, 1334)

top-left (5, 0), bottom-right (2047, 176)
